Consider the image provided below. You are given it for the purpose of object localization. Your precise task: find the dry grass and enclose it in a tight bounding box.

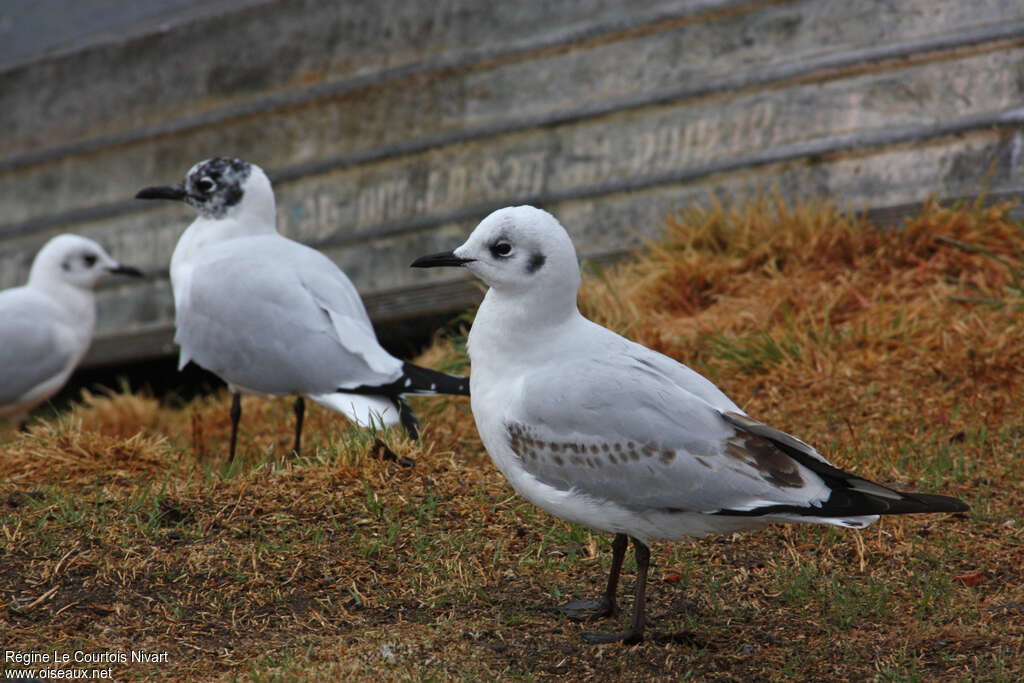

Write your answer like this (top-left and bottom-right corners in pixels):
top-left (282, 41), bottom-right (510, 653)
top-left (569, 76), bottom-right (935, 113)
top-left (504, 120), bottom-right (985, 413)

top-left (2, 195), bottom-right (1022, 681)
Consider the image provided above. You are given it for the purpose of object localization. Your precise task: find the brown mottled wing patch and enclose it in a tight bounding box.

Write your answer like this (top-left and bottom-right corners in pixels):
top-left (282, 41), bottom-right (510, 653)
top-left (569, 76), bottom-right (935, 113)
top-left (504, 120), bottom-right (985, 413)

top-left (504, 420), bottom-right (688, 500)
top-left (507, 422), bottom-right (621, 471)
top-left (724, 434), bottom-right (804, 488)
top-left (721, 411), bottom-right (826, 464)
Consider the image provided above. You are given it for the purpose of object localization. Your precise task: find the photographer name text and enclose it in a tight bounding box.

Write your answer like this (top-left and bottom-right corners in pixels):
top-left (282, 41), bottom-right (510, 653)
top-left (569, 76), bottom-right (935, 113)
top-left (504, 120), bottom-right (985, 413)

top-left (5, 650), bottom-right (168, 665)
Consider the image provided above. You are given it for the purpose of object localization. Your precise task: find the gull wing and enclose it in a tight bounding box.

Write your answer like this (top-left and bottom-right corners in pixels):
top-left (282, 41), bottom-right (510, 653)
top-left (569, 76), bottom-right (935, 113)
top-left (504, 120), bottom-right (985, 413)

top-left (294, 245), bottom-right (402, 378)
top-left (0, 290), bottom-right (74, 405)
top-left (506, 346), bottom-right (966, 521)
top-left (505, 349), bottom-right (836, 515)
top-left (175, 236), bottom-right (401, 395)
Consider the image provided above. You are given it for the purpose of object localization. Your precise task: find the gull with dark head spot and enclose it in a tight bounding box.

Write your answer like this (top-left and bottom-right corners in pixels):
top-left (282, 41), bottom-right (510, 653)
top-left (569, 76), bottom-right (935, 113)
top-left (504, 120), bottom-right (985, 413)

top-left (412, 205), bottom-right (969, 644)
top-left (0, 235), bottom-right (143, 428)
top-left (136, 158), bottom-right (469, 462)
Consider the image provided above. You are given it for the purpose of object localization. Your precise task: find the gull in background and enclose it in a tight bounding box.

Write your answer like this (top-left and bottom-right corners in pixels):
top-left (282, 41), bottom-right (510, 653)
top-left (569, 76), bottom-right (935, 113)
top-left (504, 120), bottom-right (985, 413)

top-left (0, 234), bottom-right (143, 429)
top-left (136, 158), bottom-right (469, 462)
top-left (412, 205), bottom-right (969, 644)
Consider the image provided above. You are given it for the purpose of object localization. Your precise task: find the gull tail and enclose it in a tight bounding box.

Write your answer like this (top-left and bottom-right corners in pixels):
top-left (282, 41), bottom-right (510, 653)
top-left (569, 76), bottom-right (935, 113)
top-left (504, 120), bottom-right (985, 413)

top-left (308, 392), bottom-right (401, 431)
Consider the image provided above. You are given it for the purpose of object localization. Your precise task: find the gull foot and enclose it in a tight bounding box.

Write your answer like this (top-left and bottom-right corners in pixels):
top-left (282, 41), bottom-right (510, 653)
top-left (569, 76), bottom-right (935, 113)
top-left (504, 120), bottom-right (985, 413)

top-left (581, 627), bottom-right (644, 645)
top-left (555, 597), bottom-right (613, 621)
top-left (370, 438), bottom-right (415, 467)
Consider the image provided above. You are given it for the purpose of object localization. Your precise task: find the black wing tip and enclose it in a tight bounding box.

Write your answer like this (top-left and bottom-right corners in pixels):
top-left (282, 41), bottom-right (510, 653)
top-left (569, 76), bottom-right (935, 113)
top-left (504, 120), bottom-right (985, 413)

top-left (401, 362), bottom-right (471, 396)
top-left (716, 490), bottom-right (970, 520)
top-left (333, 363), bottom-right (469, 400)
top-left (812, 486), bottom-right (971, 517)
top-left (904, 492), bottom-right (970, 514)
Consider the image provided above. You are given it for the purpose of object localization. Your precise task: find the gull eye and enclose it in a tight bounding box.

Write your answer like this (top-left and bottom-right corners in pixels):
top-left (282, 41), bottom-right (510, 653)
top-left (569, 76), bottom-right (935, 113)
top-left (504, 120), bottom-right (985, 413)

top-left (490, 241), bottom-right (512, 258)
top-left (196, 177), bottom-right (216, 193)
top-left (82, 253), bottom-right (97, 267)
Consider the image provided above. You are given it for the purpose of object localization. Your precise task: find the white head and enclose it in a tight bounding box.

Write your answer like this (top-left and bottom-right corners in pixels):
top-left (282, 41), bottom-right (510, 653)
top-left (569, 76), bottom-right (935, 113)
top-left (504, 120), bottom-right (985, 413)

top-left (28, 234), bottom-right (143, 291)
top-left (135, 157), bottom-right (276, 229)
top-left (412, 206), bottom-right (582, 312)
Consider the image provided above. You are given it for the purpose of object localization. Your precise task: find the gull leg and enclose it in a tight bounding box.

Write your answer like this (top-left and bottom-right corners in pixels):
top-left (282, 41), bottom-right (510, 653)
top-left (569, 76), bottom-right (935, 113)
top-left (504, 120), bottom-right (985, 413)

top-left (291, 396), bottom-right (305, 457)
top-left (581, 538), bottom-right (650, 644)
top-left (558, 532), bottom-right (628, 620)
top-left (393, 396), bottom-right (419, 440)
top-left (227, 392), bottom-right (242, 464)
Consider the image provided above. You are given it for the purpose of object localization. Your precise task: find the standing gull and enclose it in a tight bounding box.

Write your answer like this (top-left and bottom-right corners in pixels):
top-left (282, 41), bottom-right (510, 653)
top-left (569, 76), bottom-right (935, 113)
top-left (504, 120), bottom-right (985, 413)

top-left (412, 205), bottom-right (968, 644)
top-left (0, 234), bottom-right (143, 428)
top-left (136, 158), bottom-right (469, 461)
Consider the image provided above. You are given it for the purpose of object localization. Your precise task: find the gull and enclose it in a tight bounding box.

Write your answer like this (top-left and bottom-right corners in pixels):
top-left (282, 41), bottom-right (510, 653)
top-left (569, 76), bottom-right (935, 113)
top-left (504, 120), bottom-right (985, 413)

top-left (0, 234), bottom-right (143, 428)
top-left (136, 157), bottom-right (469, 462)
top-left (412, 205), bottom-right (969, 644)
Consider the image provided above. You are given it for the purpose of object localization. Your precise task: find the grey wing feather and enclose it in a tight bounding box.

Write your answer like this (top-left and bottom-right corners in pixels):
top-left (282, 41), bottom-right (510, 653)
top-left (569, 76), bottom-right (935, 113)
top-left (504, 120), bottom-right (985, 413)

top-left (507, 351), bottom-right (834, 513)
top-left (294, 248), bottom-right (404, 377)
top-left (0, 292), bottom-right (73, 403)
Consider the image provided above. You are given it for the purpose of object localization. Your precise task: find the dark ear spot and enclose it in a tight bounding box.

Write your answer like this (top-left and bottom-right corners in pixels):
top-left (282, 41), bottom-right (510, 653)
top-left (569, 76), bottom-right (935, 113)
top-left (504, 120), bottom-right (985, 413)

top-left (526, 252), bottom-right (546, 274)
top-left (61, 259), bottom-right (71, 272)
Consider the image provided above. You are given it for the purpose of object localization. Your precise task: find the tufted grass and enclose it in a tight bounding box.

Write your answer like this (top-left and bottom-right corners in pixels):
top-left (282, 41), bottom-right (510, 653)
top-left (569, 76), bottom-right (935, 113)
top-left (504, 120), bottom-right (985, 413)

top-left (1, 194), bottom-right (1021, 681)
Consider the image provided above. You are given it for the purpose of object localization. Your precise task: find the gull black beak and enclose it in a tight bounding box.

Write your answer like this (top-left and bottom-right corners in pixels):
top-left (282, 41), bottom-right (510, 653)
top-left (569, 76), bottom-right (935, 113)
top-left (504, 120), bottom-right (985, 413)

top-left (410, 251), bottom-right (475, 268)
top-left (107, 264), bottom-right (145, 278)
top-left (135, 184), bottom-right (187, 201)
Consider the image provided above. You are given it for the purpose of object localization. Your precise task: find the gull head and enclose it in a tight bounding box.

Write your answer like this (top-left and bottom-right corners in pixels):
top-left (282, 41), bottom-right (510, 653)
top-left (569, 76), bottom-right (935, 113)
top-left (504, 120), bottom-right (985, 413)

top-left (412, 206), bottom-right (581, 299)
top-left (29, 234), bottom-right (143, 291)
top-left (136, 157), bottom-right (275, 223)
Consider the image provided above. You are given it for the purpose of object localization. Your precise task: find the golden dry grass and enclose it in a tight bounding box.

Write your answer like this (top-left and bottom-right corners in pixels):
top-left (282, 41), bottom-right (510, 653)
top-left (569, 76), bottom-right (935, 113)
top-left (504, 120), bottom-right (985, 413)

top-left (2, 195), bottom-right (1022, 681)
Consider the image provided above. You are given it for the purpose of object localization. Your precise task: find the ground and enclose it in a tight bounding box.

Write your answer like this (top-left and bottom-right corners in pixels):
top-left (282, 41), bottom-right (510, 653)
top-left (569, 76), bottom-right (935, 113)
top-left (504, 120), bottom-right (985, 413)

top-left (2, 195), bottom-right (1022, 681)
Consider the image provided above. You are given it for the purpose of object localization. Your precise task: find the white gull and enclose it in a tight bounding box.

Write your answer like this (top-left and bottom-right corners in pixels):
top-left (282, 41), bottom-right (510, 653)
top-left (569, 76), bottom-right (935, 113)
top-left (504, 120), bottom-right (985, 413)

top-left (412, 205), bottom-right (968, 644)
top-left (0, 234), bottom-right (142, 427)
top-left (136, 158), bottom-right (469, 461)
